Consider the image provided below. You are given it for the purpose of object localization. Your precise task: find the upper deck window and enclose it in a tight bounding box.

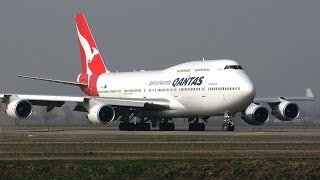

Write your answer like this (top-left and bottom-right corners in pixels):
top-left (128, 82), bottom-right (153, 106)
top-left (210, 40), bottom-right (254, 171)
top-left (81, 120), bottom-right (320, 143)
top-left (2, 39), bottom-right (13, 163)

top-left (224, 65), bottom-right (243, 70)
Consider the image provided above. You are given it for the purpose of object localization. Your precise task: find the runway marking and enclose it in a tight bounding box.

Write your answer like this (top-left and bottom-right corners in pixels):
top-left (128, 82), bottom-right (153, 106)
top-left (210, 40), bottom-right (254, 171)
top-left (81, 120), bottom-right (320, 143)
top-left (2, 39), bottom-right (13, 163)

top-left (235, 132), bottom-right (268, 135)
top-left (27, 134), bottom-right (39, 137)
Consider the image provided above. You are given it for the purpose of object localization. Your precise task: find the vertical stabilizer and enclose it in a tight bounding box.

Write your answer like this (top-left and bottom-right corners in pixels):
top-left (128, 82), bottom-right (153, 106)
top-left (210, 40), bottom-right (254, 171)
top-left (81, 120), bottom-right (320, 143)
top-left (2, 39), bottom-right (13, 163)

top-left (75, 13), bottom-right (108, 75)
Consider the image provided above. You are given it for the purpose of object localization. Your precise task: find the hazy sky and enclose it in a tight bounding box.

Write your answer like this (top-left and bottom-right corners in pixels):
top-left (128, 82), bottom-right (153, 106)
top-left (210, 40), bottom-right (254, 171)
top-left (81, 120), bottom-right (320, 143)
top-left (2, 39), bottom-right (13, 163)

top-left (0, 1), bottom-right (318, 109)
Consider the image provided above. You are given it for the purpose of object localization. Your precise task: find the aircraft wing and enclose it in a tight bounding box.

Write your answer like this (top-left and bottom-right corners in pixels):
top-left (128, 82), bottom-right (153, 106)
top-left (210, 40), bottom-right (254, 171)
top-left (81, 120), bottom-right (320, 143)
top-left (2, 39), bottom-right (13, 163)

top-left (0, 94), bottom-right (171, 112)
top-left (253, 88), bottom-right (316, 104)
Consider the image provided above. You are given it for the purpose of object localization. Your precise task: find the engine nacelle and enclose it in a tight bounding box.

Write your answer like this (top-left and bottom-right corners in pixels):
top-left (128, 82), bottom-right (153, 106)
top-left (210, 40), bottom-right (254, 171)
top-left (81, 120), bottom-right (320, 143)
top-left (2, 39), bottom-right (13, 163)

top-left (270, 101), bottom-right (299, 121)
top-left (87, 105), bottom-right (115, 124)
top-left (241, 103), bottom-right (269, 125)
top-left (6, 99), bottom-right (32, 119)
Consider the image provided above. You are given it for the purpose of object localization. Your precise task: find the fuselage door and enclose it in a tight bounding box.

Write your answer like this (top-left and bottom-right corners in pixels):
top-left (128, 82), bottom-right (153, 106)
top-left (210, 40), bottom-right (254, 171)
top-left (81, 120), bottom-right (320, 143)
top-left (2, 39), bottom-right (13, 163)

top-left (143, 83), bottom-right (148, 98)
top-left (202, 81), bottom-right (207, 97)
top-left (174, 87), bottom-right (178, 97)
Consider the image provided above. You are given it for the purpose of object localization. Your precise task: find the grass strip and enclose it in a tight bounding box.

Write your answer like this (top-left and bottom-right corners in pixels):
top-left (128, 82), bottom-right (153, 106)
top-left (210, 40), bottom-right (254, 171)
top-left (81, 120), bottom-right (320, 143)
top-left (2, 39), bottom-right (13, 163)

top-left (0, 158), bottom-right (320, 179)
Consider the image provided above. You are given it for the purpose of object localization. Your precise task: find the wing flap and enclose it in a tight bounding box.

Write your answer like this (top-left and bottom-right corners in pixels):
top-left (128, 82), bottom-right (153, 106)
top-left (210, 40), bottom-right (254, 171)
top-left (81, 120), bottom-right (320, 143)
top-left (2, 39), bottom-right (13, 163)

top-left (92, 97), bottom-right (170, 110)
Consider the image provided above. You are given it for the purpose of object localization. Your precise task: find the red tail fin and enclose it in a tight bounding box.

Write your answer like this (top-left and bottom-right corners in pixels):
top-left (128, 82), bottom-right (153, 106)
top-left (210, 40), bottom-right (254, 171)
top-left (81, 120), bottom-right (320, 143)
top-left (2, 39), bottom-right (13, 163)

top-left (75, 13), bottom-right (108, 75)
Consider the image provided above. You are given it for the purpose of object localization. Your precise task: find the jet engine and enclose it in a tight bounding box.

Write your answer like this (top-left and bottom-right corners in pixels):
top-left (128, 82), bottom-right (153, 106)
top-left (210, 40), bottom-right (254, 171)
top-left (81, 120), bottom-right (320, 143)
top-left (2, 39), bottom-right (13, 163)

top-left (270, 100), bottom-right (299, 121)
top-left (87, 105), bottom-right (115, 124)
top-left (241, 103), bottom-right (269, 125)
top-left (6, 99), bottom-right (32, 119)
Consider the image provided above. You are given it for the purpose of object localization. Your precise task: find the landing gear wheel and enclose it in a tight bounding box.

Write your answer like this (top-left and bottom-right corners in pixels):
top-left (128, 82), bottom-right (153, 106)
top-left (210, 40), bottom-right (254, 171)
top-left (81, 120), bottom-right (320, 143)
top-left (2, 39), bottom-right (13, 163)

top-left (136, 123), bottom-right (151, 131)
top-left (188, 117), bottom-right (206, 131)
top-left (159, 123), bottom-right (175, 131)
top-left (143, 123), bottom-right (151, 131)
top-left (222, 122), bottom-right (235, 131)
top-left (189, 123), bottom-right (205, 131)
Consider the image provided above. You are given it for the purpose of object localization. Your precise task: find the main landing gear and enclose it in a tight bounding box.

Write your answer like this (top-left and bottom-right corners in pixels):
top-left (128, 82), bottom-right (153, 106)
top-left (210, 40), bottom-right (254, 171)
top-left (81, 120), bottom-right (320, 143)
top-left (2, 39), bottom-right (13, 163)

top-left (118, 114), bottom-right (151, 131)
top-left (119, 122), bottom-right (151, 131)
top-left (118, 115), bottom-right (175, 131)
top-left (222, 111), bottom-right (235, 131)
top-left (159, 118), bottom-right (175, 131)
top-left (188, 117), bottom-right (207, 131)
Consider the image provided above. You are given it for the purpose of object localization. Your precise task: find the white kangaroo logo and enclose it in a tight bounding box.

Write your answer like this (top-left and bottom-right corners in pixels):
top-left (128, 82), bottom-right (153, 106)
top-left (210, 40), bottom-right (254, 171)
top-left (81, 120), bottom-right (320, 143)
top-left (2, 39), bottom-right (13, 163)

top-left (76, 25), bottom-right (99, 75)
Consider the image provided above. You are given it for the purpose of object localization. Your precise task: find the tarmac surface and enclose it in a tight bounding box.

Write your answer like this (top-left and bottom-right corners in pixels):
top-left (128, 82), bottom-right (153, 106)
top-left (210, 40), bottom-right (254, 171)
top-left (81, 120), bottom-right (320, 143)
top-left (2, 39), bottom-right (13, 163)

top-left (0, 126), bottom-right (319, 160)
top-left (1, 126), bottom-right (320, 136)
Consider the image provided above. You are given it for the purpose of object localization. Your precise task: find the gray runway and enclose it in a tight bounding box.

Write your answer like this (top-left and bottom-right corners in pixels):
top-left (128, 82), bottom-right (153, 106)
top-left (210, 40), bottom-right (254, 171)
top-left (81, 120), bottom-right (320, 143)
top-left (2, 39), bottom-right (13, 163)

top-left (0, 126), bottom-right (320, 161)
top-left (1, 126), bottom-right (320, 136)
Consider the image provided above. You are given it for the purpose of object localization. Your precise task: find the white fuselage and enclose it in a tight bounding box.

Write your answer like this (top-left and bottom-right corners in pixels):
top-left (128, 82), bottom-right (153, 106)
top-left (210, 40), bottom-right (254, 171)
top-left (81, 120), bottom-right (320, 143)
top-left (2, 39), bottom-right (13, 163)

top-left (94, 59), bottom-right (255, 118)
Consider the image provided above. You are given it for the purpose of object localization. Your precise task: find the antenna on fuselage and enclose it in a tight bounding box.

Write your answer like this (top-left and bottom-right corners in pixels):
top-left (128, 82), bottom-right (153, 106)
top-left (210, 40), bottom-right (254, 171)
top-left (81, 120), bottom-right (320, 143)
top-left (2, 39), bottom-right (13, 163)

top-left (202, 57), bottom-right (205, 61)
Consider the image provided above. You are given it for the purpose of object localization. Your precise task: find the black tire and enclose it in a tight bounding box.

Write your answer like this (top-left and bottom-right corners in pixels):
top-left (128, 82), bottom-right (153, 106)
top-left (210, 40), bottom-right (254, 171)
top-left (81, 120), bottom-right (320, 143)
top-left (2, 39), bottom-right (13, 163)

top-left (143, 123), bottom-right (151, 131)
top-left (222, 122), bottom-right (235, 131)
top-left (159, 123), bottom-right (175, 131)
top-left (119, 123), bottom-right (126, 131)
top-left (135, 123), bottom-right (143, 131)
top-left (189, 123), bottom-right (205, 131)
top-left (159, 123), bottom-right (165, 131)
top-left (189, 123), bottom-right (195, 131)
top-left (119, 123), bottom-right (136, 131)
top-left (189, 123), bottom-right (196, 131)
top-left (168, 123), bottom-right (175, 131)
top-left (228, 123), bottom-right (235, 131)
top-left (200, 123), bottom-right (205, 131)
top-left (222, 123), bottom-right (229, 131)
top-left (127, 123), bottom-right (136, 131)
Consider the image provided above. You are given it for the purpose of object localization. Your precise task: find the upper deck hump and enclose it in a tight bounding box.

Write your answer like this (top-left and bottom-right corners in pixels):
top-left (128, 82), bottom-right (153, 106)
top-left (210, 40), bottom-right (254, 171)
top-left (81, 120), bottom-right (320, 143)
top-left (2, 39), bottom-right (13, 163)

top-left (102, 59), bottom-right (240, 78)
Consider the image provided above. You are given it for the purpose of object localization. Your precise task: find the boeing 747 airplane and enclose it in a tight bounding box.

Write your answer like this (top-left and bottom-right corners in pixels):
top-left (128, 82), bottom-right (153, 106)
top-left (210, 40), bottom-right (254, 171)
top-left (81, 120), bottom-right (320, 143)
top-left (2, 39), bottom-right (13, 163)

top-left (1, 13), bottom-right (316, 131)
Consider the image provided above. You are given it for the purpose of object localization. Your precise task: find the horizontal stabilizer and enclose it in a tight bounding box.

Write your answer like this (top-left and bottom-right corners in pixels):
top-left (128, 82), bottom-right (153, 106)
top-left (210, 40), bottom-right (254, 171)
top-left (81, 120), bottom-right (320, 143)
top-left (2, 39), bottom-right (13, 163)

top-left (17, 75), bottom-right (87, 87)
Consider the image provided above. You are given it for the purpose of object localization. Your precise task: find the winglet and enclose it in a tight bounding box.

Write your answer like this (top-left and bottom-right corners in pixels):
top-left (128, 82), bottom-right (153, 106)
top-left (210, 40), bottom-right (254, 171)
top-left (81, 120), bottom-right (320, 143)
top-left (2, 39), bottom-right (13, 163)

top-left (306, 88), bottom-right (315, 98)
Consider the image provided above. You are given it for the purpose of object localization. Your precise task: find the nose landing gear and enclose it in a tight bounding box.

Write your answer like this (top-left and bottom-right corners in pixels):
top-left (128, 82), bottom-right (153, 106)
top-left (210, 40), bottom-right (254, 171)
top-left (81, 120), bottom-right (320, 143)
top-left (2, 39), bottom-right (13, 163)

top-left (222, 111), bottom-right (235, 131)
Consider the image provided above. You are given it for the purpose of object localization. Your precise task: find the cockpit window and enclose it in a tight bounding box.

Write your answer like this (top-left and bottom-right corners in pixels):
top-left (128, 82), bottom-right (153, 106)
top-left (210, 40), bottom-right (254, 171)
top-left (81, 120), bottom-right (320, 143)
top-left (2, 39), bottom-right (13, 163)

top-left (224, 65), bottom-right (243, 70)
